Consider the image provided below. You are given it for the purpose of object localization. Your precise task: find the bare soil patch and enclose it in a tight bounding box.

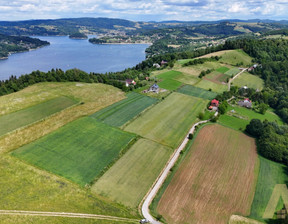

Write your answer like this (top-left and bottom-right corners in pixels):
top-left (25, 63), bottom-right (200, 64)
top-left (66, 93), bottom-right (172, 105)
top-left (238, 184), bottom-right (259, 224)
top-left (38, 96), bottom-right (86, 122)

top-left (157, 124), bottom-right (258, 224)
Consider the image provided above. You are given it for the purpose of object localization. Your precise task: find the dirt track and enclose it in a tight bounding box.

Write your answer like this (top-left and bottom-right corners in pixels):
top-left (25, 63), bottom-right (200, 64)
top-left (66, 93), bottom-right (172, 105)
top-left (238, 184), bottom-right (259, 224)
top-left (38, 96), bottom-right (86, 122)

top-left (0, 210), bottom-right (138, 223)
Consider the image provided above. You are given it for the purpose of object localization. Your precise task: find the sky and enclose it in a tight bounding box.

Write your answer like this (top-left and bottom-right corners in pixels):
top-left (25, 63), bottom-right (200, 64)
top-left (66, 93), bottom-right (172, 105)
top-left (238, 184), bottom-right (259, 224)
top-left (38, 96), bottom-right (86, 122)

top-left (0, 0), bottom-right (288, 22)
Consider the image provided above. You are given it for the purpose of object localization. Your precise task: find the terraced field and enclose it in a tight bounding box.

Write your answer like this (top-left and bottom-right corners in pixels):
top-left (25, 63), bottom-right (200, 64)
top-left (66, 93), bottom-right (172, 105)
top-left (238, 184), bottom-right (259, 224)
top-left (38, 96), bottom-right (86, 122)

top-left (12, 117), bottom-right (136, 186)
top-left (157, 124), bottom-right (258, 224)
top-left (177, 85), bottom-right (217, 100)
top-left (92, 139), bottom-right (172, 208)
top-left (124, 92), bottom-right (207, 148)
top-left (0, 96), bottom-right (77, 136)
top-left (91, 92), bottom-right (158, 127)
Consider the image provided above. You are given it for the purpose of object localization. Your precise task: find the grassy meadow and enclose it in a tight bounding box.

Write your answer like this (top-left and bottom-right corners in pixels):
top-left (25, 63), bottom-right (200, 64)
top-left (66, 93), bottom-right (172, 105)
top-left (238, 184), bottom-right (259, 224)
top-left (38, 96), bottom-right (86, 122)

top-left (177, 85), bottom-right (217, 100)
top-left (232, 72), bottom-right (265, 90)
top-left (91, 92), bottom-right (158, 127)
top-left (195, 78), bottom-right (228, 93)
top-left (0, 83), bottom-right (125, 155)
top-left (0, 154), bottom-right (137, 218)
top-left (125, 92), bottom-right (207, 148)
top-left (219, 105), bottom-right (283, 130)
top-left (0, 96), bottom-right (77, 136)
top-left (249, 156), bottom-right (288, 221)
top-left (92, 139), bottom-right (172, 208)
top-left (12, 117), bottom-right (136, 186)
top-left (155, 70), bottom-right (183, 90)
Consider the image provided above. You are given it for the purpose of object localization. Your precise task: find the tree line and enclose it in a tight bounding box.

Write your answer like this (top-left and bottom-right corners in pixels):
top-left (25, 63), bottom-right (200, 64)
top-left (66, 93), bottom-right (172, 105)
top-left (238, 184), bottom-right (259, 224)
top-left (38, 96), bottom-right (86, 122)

top-left (0, 68), bottom-right (146, 96)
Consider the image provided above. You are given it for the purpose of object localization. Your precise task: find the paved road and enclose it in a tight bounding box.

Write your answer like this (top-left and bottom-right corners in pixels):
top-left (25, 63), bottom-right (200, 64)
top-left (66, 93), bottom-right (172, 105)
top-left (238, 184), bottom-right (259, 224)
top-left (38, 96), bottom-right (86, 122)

top-left (0, 210), bottom-right (139, 223)
top-left (141, 113), bottom-right (218, 224)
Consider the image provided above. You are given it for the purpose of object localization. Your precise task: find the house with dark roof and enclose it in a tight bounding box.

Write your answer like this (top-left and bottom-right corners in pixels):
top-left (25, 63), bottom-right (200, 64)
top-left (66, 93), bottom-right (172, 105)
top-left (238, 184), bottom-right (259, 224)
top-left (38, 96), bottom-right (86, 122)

top-left (149, 83), bottom-right (159, 93)
top-left (238, 98), bottom-right (252, 108)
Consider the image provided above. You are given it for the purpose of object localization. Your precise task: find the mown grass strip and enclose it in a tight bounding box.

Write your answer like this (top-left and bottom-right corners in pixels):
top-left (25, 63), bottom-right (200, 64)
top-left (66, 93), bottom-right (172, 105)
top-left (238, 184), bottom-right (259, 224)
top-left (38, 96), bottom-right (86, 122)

top-left (125, 93), bottom-right (208, 148)
top-left (0, 96), bottom-right (77, 136)
top-left (92, 139), bottom-right (172, 208)
top-left (91, 92), bottom-right (158, 127)
top-left (249, 156), bottom-right (288, 221)
top-left (177, 85), bottom-right (217, 100)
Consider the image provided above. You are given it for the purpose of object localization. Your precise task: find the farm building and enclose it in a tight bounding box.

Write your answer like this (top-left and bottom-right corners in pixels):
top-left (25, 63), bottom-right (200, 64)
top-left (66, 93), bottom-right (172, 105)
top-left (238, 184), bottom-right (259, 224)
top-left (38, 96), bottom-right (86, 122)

top-left (125, 79), bottom-right (136, 87)
top-left (149, 83), bottom-right (159, 93)
top-left (238, 98), bottom-right (252, 108)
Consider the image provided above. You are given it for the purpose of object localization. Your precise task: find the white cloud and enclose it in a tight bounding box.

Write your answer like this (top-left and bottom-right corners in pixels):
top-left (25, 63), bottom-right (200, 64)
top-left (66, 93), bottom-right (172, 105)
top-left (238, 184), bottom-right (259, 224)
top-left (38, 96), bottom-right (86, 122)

top-left (0, 0), bottom-right (287, 21)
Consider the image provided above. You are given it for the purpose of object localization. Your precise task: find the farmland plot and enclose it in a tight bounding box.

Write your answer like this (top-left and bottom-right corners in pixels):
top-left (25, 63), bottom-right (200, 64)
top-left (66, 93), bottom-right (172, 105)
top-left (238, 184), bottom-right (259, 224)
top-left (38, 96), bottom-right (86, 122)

top-left (0, 96), bottom-right (77, 136)
top-left (157, 124), bottom-right (258, 224)
top-left (232, 72), bottom-right (264, 90)
top-left (12, 117), bottom-right (136, 186)
top-left (92, 139), bottom-right (172, 208)
top-left (91, 92), bottom-right (157, 127)
top-left (124, 92), bottom-right (207, 148)
top-left (177, 85), bottom-right (217, 100)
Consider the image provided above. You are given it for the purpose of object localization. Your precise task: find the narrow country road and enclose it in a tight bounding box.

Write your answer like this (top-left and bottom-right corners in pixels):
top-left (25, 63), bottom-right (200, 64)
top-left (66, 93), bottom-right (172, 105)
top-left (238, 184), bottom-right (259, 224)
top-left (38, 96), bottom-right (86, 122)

top-left (228, 68), bottom-right (247, 90)
top-left (0, 210), bottom-right (139, 223)
top-left (141, 112), bottom-right (218, 224)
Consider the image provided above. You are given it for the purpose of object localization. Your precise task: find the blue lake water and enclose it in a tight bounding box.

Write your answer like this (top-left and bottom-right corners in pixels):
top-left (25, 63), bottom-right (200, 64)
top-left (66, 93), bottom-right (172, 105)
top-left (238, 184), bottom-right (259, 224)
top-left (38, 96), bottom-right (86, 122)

top-left (0, 36), bottom-right (148, 81)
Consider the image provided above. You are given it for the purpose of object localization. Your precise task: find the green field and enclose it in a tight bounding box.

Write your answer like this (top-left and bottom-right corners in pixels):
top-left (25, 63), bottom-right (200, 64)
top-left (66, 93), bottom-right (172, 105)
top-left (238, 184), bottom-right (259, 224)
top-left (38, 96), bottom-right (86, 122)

top-left (158, 79), bottom-right (183, 91)
top-left (219, 105), bottom-right (283, 130)
top-left (216, 66), bottom-right (230, 73)
top-left (124, 92), bottom-right (207, 148)
top-left (195, 79), bottom-right (228, 93)
top-left (232, 72), bottom-right (265, 90)
top-left (155, 70), bottom-right (183, 90)
top-left (0, 96), bottom-right (77, 136)
top-left (92, 139), bottom-right (172, 208)
top-left (219, 49), bottom-right (252, 66)
top-left (249, 156), bottom-right (288, 221)
top-left (91, 92), bottom-right (158, 127)
top-left (177, 85), bottom-right (217, 100)
top-left (12, 117), bottom-right (136, 186)
top-left (225, 67), bottom-right (241, 76)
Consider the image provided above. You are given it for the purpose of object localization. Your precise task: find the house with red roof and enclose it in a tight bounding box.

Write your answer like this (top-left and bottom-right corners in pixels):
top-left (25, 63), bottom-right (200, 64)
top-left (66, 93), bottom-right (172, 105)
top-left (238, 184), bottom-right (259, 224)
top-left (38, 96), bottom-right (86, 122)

top-left (211, 99), bottom-right (219, 107)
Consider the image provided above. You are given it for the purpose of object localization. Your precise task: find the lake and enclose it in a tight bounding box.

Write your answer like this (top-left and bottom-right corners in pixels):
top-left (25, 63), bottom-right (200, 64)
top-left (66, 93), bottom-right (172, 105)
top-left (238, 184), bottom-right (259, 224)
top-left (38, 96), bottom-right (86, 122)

top-left (0, 36), bottom-right (149, 81)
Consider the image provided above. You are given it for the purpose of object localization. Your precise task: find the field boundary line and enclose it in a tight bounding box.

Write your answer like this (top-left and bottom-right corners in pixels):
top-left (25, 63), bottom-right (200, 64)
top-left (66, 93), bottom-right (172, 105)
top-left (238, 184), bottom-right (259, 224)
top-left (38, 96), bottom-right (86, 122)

top-left (140, 112), bottom-right (218, 224)
top-left (0, 210), bottom-right (138, 222)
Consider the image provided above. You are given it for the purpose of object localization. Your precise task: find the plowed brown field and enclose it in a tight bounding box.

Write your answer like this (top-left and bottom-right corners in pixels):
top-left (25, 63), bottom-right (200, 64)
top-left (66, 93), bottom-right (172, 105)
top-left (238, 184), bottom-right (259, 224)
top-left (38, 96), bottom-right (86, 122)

top-left (157, 124), bottom-right (258, 224)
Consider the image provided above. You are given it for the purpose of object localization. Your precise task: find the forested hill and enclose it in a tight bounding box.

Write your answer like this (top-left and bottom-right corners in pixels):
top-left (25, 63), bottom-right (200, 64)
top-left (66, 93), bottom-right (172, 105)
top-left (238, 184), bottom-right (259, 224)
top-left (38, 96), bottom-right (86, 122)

top-left (0, 34), bottom-right (49, 58)
top-left (0, 17), bottom-right (285, 36)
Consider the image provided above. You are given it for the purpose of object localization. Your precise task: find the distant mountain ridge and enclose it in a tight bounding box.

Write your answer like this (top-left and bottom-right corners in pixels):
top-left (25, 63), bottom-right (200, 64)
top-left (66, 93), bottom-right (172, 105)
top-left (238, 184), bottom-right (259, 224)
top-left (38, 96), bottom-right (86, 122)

top-left (0, 17), bottom-right (287, 36)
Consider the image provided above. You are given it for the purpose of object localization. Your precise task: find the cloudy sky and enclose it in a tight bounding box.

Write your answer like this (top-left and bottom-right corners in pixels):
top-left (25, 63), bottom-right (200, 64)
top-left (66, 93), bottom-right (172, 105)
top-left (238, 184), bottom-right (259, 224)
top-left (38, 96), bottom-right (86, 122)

top-left (0, 0), bottom-right (288, 22)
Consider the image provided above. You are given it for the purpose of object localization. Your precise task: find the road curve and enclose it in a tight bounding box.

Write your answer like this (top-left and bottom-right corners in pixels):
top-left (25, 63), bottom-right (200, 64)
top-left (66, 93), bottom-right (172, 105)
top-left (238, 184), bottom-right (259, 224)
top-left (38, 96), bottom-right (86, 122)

top-left (141, 113), bottom-right (218, 223)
